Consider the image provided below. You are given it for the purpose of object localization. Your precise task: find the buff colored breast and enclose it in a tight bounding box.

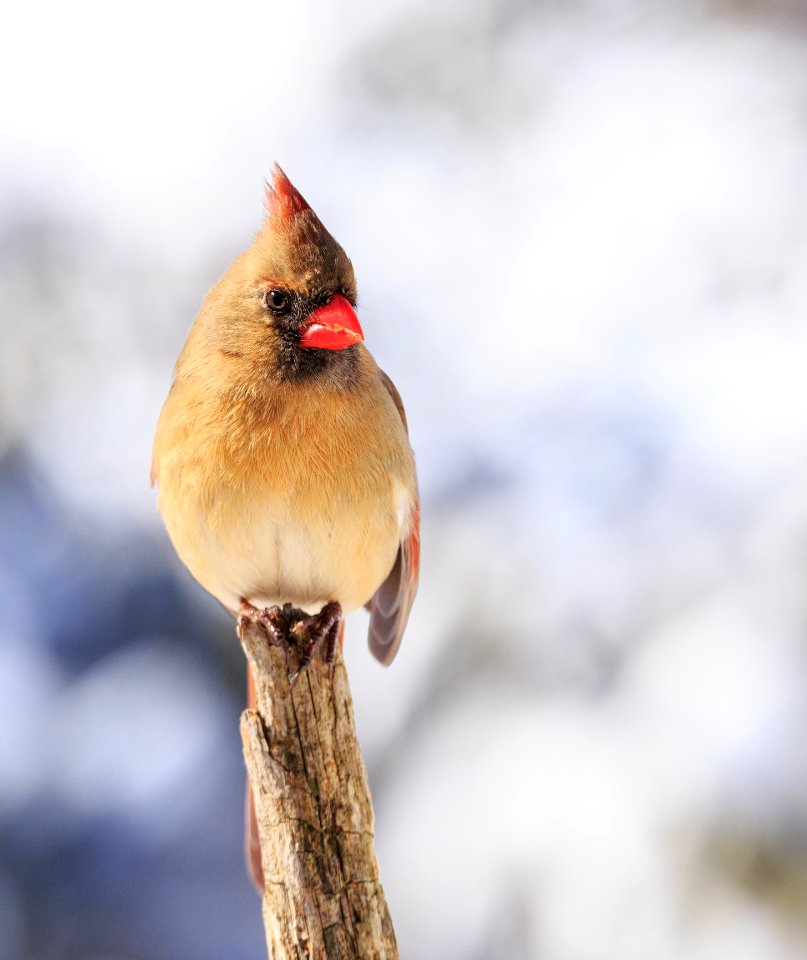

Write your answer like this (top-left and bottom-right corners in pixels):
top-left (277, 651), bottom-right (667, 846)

top-left (152, 351), bottom-right (416, 617)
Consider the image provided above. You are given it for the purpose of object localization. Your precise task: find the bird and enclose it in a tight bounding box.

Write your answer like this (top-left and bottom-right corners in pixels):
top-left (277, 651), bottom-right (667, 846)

top-left (150, 165), bottom-right (419, 887)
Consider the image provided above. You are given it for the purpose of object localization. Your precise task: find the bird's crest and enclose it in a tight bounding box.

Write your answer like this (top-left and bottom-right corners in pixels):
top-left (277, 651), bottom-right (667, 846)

top-left (255, 164), bottom-right (350, 293)
top-left (264, 164), bottom-right (311, 228)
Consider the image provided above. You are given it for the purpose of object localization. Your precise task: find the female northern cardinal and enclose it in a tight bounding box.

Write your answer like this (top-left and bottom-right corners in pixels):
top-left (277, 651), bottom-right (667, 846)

top-left (151, 166), bottom-right (419, 886)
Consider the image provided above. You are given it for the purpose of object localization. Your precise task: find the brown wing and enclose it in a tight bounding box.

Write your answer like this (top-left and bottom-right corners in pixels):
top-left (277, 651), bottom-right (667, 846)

top-left (367, 371), bottom-right (420, 666)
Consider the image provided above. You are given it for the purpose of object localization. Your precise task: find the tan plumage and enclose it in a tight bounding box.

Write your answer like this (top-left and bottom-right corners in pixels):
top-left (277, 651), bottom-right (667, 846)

top-left (151, 166), bottom-right (419, 663)
top-left (153, 341), bottom-right (415, 616)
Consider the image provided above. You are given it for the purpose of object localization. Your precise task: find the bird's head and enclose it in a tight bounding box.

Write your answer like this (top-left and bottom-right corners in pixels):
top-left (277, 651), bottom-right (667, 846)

top-left (211, 165), bottom-right (364, 384)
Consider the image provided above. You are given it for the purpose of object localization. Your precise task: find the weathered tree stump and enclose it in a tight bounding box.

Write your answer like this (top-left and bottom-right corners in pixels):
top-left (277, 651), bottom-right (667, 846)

top-left (240, 615), bottom-right (399, 959)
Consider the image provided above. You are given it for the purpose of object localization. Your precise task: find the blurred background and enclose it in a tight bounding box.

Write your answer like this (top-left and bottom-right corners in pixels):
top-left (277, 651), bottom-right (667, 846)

top-left (2, 0), bottom-right (807, 957)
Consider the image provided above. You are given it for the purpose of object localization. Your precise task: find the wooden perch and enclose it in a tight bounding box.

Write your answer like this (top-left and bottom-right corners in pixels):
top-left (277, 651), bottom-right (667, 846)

top-left (239, 614), bottom-right (399, 960)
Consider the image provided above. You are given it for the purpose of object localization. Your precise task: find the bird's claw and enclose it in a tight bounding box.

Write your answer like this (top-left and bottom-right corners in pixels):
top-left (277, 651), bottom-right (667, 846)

top-left (259, 605), bottom-right (286, 646)
top-left (239, 598), bottom-right (341, 683)
top-left (295, 601), bottom-right (342, 674)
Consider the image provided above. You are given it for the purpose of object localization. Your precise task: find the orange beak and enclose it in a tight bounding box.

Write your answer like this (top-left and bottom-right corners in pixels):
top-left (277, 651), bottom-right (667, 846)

top-left (299, 294), bottom-right (364, 350)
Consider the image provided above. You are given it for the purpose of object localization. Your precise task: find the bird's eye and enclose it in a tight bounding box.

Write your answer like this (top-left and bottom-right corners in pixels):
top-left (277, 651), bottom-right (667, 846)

top-left (264, 289), bottom-right (290, 314)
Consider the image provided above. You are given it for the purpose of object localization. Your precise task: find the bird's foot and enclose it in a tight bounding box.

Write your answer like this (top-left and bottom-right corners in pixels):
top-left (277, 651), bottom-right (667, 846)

top-left (289, 601), bottom-right (342, 682)
top-left (238, 598), bottom-right (341, 683)
top-left (236, 599), bottom-right (261, 642)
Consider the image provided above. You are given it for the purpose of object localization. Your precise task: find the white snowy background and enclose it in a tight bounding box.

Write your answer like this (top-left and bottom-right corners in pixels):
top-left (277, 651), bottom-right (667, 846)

top-left (2, 1), bottom-right (807, 958)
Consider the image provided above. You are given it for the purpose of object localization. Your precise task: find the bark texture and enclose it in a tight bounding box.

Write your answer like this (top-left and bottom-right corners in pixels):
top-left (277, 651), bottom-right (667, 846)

top-left (240, 618), bottom-right (399, 960)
